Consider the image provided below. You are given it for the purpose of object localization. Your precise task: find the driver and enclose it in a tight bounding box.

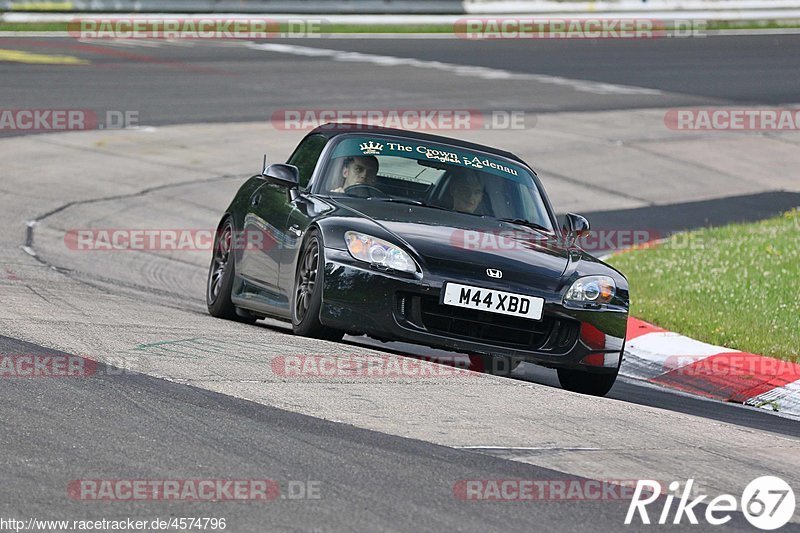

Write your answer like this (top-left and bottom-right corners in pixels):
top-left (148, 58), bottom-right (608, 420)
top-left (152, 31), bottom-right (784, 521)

top-left (331, 155), bottom-right (379, 193)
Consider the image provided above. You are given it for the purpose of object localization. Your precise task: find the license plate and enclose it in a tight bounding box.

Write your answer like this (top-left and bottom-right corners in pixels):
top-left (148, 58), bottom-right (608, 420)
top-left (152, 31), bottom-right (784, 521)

top-left (441, 282), bottom-right (544, 321)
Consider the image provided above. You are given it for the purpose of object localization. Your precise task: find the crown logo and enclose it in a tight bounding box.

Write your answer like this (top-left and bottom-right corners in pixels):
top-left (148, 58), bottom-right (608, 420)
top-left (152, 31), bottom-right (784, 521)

top-left (359, 141), bottom-right (384, 155)
top-left (465, 156), bottom-right (484, 169)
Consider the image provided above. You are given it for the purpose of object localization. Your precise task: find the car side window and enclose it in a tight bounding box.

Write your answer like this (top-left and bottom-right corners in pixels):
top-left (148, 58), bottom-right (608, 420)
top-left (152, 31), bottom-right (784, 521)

top-left (287, 134), bottom-right (327, 190)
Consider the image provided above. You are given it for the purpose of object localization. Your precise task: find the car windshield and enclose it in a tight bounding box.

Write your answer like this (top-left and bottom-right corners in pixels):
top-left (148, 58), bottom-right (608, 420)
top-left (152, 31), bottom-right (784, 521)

top-left (320, 135), bottom-right (554, 231)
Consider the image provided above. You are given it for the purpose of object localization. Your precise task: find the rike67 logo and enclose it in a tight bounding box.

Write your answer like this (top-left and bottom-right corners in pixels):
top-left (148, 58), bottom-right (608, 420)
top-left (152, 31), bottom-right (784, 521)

top-left (626, 477), bottom-right (796, 530)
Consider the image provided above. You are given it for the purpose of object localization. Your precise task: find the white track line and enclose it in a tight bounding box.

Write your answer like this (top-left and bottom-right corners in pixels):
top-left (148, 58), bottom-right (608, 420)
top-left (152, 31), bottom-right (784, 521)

top-left (5, 29), bottom-right (800, 38)
top-left (245, 41), bottom-right (662, 96)
top-left (78, 38), bottom-right (164, 48)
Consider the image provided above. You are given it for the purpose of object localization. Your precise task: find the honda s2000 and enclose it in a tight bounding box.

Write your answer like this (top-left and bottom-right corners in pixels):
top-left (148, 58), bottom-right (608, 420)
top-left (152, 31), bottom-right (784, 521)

top-left (207, 125), bottom-right (629, 396)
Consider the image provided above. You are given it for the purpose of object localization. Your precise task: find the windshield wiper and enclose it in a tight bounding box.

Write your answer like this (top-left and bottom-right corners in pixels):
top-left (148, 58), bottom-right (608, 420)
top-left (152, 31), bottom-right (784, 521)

top-left (496, 218), bottom-right (552, 234)
top-left (372, 198), bottom-right (450, 211)
top-left (371, 197), bottom-right (424, 205)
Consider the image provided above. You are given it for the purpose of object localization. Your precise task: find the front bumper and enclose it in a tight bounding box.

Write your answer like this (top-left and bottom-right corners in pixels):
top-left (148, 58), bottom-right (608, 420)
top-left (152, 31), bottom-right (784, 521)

top-left (320, 249), bottom-right (627, 372)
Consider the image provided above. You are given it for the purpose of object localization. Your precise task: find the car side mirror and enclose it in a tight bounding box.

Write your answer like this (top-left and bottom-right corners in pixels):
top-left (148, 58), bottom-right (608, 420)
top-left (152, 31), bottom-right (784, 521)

top-left (262, 163), bottom-right (299, 189)
top-left (563, 213), bottom-right (590, 240)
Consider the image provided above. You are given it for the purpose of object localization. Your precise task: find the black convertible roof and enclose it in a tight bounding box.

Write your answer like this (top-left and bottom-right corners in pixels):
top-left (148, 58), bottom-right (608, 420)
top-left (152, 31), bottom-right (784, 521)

top-left (309, 123), bottom-right (529, 168)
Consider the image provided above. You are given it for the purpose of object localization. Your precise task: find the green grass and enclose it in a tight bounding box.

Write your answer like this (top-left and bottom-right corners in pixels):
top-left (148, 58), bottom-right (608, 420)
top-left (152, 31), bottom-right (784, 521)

top-left (0, 22), bottom-right (69, 31)
top-left (1, 19), bottom-right (800, 34)
top-left (608, 209), bottom-right (800, 362)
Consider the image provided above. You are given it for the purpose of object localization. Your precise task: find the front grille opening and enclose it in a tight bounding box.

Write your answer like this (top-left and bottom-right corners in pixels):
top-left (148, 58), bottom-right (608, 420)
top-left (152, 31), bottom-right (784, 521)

top-left (556, 322), bottom-right (575, 347)
top-left (397, 294), bottom-right (578, 352)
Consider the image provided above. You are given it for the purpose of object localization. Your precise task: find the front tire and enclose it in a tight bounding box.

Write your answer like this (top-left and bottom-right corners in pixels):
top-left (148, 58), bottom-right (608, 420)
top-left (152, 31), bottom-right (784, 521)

top-left (292, 231), bottom-right (344, 342)
top-left (206, 218), bottom-right (256, 324)
top-left (557, 367), bottom-right (618, 396)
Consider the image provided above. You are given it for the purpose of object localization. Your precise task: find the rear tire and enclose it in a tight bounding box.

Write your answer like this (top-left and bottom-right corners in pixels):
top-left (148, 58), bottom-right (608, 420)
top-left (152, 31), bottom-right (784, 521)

top-left (206, 218), bottom-right (257, 325)
top-left (557, 367), bottom-right (618, 396)
top-left (292, 231), bottom-right (344, 342)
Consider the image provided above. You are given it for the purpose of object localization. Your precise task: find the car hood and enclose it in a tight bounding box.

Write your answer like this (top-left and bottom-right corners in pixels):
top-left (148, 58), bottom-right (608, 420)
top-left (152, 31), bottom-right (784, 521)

top-left (331, 198), bottom-right (570, 290)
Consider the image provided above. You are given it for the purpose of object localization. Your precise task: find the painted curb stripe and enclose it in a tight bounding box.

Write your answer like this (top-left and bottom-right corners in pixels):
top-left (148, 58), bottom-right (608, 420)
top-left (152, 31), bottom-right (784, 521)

top-left (0, 48), bottom-right (89, 64)
top-left (650, 351), bottom-right (800, 402)
top-left (625, 317), bottom-right (666, 340)
top-left (745, 380), bottom-right (800, 415)
top-left (622, 317), bottom-right (800, 416)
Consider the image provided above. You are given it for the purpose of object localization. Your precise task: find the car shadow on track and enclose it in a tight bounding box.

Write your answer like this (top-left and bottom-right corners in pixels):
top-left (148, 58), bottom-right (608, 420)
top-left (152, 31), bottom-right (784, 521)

top-left (332, 332), bottom-right (800, 438)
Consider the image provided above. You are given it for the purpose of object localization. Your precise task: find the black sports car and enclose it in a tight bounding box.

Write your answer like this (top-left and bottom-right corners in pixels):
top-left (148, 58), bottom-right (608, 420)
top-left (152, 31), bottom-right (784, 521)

top-left (207, 124), bottom-right (629, 395)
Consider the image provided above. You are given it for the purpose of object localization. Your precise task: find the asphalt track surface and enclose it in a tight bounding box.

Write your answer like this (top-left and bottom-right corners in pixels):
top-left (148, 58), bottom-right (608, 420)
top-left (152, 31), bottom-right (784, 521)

top-left (0, 34), bottom-right (799, 131)
top-left (267, 35), bottom-right (800, 105)
top-left (1, 33), bottom-right (799, 531)
top-left (2, 334), bottom-right (765, 532)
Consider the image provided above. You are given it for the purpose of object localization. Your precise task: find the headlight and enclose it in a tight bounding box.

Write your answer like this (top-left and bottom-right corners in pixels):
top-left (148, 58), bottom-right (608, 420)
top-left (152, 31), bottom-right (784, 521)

top-left (344, 231), bottom-right (418, 274)
top-left (564, 275), bottom-right (615, 304)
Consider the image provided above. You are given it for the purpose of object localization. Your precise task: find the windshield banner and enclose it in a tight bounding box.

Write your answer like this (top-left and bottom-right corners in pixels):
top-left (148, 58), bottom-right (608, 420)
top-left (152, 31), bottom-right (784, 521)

top-left (330, 137), bottom-right (529, 182)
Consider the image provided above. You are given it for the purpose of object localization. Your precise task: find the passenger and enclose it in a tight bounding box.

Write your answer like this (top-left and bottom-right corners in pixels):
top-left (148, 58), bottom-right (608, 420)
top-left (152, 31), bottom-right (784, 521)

top-left (447, 172), bottom-right (487, 214)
